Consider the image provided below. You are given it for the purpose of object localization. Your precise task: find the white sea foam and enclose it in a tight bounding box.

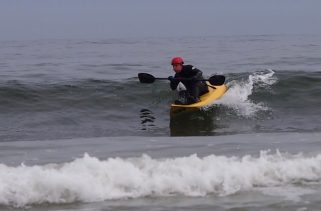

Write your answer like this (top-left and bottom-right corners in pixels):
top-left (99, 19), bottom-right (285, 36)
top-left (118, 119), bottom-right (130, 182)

top-left (213, 69), bottom-right (277, 117)
top-left (1, 150), bottom-right (321, 207)
top-left (259, 186), bottom-right (316, 202)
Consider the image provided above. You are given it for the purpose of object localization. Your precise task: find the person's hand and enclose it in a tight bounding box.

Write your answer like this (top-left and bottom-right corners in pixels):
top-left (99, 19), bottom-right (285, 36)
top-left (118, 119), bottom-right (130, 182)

top-left (168, 76), bottom-right (176, 82)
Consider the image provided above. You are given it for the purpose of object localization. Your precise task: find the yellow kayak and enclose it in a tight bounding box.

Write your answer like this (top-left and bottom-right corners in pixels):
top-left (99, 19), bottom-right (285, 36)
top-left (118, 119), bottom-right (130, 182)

top-left (170, 82), bottom-right (227, 115)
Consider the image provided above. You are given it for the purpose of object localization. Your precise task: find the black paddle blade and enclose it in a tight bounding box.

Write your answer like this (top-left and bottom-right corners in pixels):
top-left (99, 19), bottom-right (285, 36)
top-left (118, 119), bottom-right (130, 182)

top-left (138, 73), bottom-right (156, 83)
top-left (209, 75), bottom-right (225, 86)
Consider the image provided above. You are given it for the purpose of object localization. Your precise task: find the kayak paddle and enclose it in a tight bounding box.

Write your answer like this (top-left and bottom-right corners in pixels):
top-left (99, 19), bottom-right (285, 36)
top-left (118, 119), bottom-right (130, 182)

top-left (208, 75), bottom-right (225, 86)
top-left (138, 73), bottom-right (225, 86)
top-left (138, 73), bottom-right (168, 83)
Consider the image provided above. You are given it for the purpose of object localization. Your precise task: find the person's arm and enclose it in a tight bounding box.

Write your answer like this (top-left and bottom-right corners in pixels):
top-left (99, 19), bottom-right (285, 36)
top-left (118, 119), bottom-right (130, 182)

top-left (168, 75), bottom-right (180, 90)
top-left (189, 66), bottom-right (203, 80)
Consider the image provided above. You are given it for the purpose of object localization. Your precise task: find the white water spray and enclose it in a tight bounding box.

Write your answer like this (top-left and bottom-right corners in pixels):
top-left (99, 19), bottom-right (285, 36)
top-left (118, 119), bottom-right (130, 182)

top-left (214, 69), bottom-right (277, 117)
top-left (1, 150), bottom-right (321, 207)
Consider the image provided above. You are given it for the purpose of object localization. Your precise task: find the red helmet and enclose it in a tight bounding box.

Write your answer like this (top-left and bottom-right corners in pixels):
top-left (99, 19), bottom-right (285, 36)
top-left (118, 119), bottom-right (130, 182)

top-left (171, 57), bottom-right (184, 65)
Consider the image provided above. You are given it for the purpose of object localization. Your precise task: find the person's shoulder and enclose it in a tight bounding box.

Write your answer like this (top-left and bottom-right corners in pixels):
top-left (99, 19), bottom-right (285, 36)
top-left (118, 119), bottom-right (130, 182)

top-left (183, 64), bottom-right (196, 70)
top-left (184, 64), bottom-right (200, 71)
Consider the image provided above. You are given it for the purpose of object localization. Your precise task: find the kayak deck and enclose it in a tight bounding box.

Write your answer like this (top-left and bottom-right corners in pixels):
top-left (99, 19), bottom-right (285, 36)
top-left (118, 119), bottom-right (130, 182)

top-left (170, 82), bottom-right (227, 114)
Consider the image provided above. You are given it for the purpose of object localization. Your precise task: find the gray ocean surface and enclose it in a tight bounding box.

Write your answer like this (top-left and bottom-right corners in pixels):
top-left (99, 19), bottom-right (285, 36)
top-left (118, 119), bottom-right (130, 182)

top-left (0, 35), bottom-right (321, 210)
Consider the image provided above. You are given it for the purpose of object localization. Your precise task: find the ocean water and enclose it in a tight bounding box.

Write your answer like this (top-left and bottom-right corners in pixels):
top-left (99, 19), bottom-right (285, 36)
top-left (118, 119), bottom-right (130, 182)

top-left (0, 35), bottom-right (321, 210)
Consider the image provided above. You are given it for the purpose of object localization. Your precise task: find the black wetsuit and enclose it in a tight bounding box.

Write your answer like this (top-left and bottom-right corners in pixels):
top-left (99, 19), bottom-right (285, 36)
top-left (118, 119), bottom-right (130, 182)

top-left (169, 65), bottom-right (208, 103)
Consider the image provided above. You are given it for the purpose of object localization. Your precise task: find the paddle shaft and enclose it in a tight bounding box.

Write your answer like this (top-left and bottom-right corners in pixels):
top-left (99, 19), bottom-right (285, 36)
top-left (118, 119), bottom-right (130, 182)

top-left (138, 73), bottom-right (225, 86)
top-left (153, 77), bottom-right (169, 80)
top-left (151, 76), bottom-right (207, 81)
top-left (158, 77), bottom-right (217, 89)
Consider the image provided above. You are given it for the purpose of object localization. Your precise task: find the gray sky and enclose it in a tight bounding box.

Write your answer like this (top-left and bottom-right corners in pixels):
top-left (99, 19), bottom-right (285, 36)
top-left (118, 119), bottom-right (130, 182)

top-left (0, 0), bottom-right (320, 40)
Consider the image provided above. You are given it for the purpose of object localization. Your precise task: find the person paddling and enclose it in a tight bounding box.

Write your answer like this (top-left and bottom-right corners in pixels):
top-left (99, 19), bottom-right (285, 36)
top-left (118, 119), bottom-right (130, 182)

top-left (168, 57), bottom-right (209, 105)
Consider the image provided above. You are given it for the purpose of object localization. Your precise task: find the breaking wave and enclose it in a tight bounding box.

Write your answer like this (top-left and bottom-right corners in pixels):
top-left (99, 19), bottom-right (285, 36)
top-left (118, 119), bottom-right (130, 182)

top-left (214, 69), bottom-right (277, 117)
top-left (1, 151), bottom-right (321, 207)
